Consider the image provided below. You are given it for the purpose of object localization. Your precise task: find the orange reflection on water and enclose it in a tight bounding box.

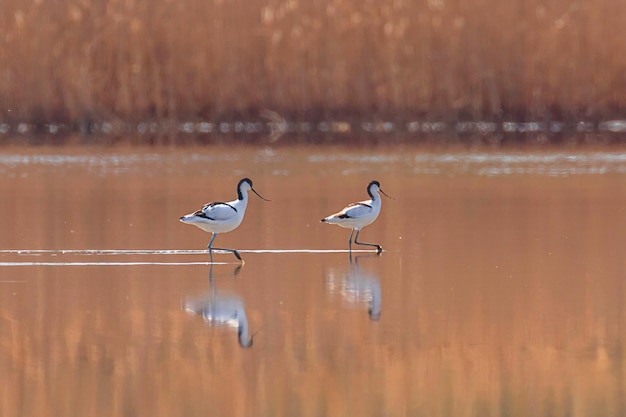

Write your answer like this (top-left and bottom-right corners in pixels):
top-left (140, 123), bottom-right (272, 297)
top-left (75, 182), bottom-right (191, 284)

top-left (0, 146), bottom-right (625, 417)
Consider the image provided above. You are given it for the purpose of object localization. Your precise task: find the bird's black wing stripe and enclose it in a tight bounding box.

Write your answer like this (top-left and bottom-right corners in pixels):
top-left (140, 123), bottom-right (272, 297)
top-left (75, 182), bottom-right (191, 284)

top-left (340, 202), bottom-right (372, 218)
top-left (203, 202), bottom-right (238, 212)
top-left (349, 202), bottom-right (372, 208)
top-left (192, 210), bottom-right (215, 221)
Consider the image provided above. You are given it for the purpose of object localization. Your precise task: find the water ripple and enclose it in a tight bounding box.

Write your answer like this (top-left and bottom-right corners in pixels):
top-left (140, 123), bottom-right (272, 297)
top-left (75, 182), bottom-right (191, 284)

top-left (1, 150), bottom-right (625, 177)
top-left (410, 152), bottom-right (626, 177)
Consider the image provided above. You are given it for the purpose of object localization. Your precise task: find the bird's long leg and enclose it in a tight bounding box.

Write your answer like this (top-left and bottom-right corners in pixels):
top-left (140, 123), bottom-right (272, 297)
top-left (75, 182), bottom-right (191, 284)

top-left (211, 247), bottom-right (243, 262)
top-left (353, 230), bottom-right (383, 254)
top-left (207, 232), bottom-right (243, 262)
top-left (207, 233), bottom-right (218, 263)
top-left (348, 229), bottom-right (355, 253)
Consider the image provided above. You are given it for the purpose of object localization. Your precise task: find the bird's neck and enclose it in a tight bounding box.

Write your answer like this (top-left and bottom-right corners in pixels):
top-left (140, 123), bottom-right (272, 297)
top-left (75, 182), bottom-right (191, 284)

top-left (235, 192), bottom-right (249, 209)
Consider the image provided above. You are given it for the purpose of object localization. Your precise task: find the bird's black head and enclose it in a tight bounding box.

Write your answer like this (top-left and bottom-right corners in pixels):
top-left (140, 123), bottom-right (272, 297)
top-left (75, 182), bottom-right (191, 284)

top-left (367, 180), bottom-right (381, 198)
top-left (237, 178), bottom-right (270, 201)
top-left (368, 180), bottom-right (393, 200)
top-left (239, 178), bottom-right (253, 188)
top-left (237, 178), bottom-right (254, 200)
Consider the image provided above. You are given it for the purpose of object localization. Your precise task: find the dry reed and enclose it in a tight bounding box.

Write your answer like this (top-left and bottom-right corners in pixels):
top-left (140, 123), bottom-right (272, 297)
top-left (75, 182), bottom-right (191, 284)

top-left (1, 0), bottom-right (626, 125)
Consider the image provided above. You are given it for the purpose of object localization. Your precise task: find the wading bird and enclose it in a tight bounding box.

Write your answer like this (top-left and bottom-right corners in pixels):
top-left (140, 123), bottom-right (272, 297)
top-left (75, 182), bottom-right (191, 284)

top-left (321, 180), bottom-right (392, 254)
top-left (180, 178), bottom-right (269, 262)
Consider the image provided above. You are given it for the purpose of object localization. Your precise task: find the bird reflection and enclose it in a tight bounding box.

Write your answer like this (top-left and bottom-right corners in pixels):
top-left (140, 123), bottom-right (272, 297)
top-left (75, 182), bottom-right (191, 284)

top-left (183, 264), bottom-right (253, 348)
top-left (326, 253), bottom-right (382, 321)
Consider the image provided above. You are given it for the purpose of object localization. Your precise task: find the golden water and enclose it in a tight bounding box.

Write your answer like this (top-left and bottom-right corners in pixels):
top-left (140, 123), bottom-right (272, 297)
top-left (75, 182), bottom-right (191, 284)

top-left (1, 145), bottom-right (625, 416)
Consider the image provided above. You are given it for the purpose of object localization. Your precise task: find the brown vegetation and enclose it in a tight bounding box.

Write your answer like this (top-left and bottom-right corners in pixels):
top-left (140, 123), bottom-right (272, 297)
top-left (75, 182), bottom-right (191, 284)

top-left (1, 0), bottom-right (626, 125)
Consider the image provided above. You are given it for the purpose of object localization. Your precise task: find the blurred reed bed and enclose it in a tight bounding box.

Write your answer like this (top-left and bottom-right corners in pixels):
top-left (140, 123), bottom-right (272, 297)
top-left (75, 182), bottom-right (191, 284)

top-left (1, 0), bottom-right (626, 125)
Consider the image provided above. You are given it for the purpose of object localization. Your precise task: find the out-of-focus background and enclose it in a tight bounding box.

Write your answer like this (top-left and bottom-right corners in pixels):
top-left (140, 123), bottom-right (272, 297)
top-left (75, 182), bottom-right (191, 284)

top-left (1, 0), bottom-right (626, 143)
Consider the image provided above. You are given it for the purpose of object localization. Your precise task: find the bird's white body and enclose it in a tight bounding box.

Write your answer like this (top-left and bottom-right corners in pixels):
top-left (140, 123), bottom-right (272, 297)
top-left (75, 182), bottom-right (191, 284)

top-left (321, 180), bottom-right (391, 253)
top-left (321, 197), bottom-right (382, 230)
top-left (180, 196), bottom-right (249, 234)
top-left (179, 178), bottom-right (269, 262)
top-left (180, 182), bottom-right (252, 234)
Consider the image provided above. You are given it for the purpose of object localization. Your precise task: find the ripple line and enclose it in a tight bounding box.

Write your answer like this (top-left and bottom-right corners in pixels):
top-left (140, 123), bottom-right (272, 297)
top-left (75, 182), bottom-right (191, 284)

top-left (0, 262), bottom-right (217, 267)
top-left (0, 249), bottom-right (372, 256)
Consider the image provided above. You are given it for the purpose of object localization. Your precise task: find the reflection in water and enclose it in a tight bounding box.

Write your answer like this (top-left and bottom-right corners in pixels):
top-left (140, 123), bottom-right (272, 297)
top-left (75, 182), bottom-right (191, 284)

top-left (183, 264), bottom-right (253, 348)
top-left (326, 254), bottom-right (381, 321)
top-left (3, 147), bottom-right (626, 416)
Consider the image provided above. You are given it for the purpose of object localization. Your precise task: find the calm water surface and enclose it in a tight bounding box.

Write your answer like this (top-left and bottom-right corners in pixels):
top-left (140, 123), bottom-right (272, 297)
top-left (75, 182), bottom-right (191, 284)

top-left (1, 144), bottom-right (626, 417)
